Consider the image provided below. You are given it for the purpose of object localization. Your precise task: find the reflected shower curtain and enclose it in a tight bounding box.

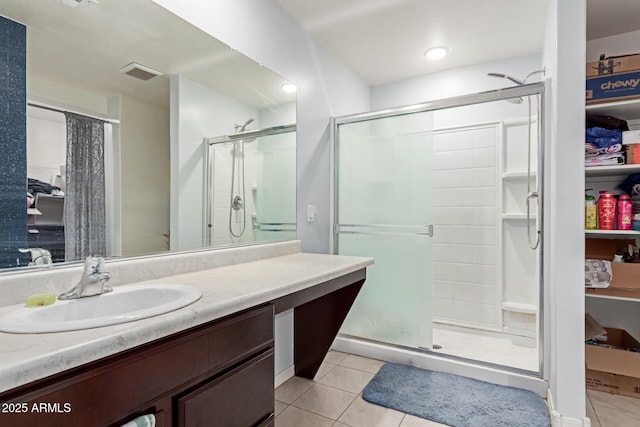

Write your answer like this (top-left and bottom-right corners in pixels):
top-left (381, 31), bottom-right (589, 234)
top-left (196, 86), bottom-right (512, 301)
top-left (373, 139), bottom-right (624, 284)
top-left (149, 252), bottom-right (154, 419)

top-left (64, 112), bottom-right (106, 261)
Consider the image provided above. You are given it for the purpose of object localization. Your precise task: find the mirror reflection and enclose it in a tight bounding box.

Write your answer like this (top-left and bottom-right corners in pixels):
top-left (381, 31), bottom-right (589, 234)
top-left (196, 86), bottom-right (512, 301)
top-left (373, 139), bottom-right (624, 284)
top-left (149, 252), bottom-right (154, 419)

top-left (0, 0), bottom-right (296, 271)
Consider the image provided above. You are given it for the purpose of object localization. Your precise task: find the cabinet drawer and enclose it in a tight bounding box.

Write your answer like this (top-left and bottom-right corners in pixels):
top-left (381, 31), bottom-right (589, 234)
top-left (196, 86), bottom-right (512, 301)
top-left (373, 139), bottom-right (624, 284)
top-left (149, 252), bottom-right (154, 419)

top-left (207, 304), bottom-right (274, 371)
top-left (177, 350), bottom-right (274, 427)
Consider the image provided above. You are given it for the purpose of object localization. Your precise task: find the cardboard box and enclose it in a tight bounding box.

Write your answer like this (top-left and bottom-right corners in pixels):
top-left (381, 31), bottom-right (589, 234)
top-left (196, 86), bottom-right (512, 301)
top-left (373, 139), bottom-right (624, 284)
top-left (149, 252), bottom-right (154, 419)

top-left (623, 130), bottom-right (640, 145)
top-left (586, 70), bottom-right (640, 104)
top-left (586, 53), bottom-right (640, 77)
top-left (585, 327), bottom-right (640, 398)
top-left (585, 239), bottom-right (640, 297)
top-left (625, 144), bottom-right (640, 164)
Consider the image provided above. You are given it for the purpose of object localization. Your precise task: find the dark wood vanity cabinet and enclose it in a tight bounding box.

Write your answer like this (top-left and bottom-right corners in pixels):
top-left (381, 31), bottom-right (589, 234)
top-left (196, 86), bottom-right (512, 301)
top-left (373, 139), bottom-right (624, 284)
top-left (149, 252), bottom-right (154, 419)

top-left (0, 304), bottom-right (275, 427)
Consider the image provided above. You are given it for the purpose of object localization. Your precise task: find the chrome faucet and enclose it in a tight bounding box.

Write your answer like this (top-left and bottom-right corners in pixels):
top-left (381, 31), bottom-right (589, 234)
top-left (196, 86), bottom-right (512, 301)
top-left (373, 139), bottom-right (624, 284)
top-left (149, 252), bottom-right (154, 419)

top-left (58, 256), bottom-right (113, 300)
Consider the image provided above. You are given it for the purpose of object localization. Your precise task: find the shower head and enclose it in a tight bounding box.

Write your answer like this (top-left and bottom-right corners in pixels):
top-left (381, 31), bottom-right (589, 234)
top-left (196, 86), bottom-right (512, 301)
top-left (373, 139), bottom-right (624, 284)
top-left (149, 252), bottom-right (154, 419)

top-left (506, 97), bottom-right (524, 104)
top-left (235, 118), bottom-right (254, 133)
top-left (487, 72), bottom-right (525, 86)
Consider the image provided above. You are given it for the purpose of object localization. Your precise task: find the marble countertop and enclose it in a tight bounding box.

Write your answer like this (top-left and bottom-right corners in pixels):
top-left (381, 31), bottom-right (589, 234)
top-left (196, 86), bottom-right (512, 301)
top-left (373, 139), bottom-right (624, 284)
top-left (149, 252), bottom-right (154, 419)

top-left (0, 251), bottom-right (373, 393)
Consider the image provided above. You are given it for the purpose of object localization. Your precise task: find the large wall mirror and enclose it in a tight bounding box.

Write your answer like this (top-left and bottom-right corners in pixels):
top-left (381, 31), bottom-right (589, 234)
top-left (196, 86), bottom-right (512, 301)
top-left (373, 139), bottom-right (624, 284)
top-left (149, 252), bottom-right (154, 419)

top-left (0, 0), bottom-right (296, 272)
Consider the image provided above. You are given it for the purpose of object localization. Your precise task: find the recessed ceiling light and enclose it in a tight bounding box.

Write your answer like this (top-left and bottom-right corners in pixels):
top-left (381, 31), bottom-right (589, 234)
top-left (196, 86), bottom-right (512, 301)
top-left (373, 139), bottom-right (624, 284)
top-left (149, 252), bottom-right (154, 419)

top-left (424, 46), bottom-right (449, 60)
top-left (281, 82), bottom-right (297, 93)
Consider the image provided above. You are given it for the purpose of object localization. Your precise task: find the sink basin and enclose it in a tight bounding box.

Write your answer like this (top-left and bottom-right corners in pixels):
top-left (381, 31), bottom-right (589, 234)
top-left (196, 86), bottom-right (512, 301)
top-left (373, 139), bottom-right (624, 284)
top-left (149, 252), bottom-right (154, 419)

top-left (0, 284), bottom-right (202, 333)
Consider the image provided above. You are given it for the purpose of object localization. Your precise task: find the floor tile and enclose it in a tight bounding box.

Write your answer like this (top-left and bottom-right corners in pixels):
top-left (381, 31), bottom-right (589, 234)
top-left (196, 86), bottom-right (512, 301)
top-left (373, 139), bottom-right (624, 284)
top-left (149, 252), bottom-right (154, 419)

top-left (588, 390), bottom-right (640, 418)
top-left (314, 362), bottom-right (337, 381)
top-left (276, 406), bottom-right (334, 427)
top-left (318, 365), bottom-right (375, 394)
top-left (585, 390), bottom-right (640, 427)
top-left (275, 376), bottom-right (315, 404)
top-left (400, 414), bottom-right (449, 426)
top-left (333, 423), bottom-right (350, 427)
top-left (292, 383), bottom-right (357, 420)
top-left (591, 404), bottom-right (640, 427)
top-left (338, 395), bottom-right (405, 427)
top-left (325, 350), bottom-right (349, 365)
top-left (339, 354), bottom-right (385, 374)
top-left (275, 400), bottom-right (288, 416)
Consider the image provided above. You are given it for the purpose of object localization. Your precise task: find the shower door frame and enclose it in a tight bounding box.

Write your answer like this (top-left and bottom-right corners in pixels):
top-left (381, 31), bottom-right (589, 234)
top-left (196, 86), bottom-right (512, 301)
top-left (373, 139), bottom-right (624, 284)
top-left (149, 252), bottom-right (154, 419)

top-left (331, 81), bottom-right (547, 377)
top-left (203, 123), bottom-right (296, 247)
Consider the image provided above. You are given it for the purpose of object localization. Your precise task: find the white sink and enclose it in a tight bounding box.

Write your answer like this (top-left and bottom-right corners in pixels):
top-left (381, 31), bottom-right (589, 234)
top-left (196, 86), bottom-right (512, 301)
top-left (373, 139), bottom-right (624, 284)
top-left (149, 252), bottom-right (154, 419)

top-left (0, 284), bottom-right (202, 334)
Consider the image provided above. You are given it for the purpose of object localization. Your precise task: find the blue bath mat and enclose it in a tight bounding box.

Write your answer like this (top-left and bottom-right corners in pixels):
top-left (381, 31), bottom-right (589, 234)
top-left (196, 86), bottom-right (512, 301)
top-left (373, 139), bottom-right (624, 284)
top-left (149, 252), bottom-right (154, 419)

top-left (362, 363), bottom-right (550, 427)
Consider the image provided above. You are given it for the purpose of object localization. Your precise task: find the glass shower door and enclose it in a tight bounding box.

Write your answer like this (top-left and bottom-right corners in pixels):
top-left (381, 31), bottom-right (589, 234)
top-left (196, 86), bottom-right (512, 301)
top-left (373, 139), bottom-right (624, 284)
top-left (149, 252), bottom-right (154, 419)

top-left (335, 111), bottom-right (434, 349)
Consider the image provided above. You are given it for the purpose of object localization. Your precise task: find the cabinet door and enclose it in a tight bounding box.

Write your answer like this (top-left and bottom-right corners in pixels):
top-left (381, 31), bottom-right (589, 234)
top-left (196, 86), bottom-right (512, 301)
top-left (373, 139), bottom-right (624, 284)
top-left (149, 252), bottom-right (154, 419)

top-left (177, 350), bottom-right (274, 427)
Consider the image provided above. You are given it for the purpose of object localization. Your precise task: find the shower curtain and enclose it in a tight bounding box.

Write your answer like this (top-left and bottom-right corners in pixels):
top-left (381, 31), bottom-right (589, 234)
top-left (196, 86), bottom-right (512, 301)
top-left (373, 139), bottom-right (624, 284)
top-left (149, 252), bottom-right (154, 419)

top-left (64, 112), bottom-right (106, 261)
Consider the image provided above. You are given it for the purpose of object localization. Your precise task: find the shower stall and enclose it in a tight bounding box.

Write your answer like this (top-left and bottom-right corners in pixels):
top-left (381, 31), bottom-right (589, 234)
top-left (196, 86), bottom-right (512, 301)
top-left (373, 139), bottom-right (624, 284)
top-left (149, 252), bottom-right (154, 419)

top-left (332, 82), bottom-right (546, 381)
top-left (204, 123), bottom-right (296, 247)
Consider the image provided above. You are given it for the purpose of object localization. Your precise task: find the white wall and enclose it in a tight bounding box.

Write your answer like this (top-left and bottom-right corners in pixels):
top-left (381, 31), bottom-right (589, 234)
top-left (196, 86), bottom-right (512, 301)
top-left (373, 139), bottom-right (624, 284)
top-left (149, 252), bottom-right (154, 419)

top-left (170, 75), bottom-right (258, 251)
top-left (542, 0), bottom-right (586, 421)
top-left (371, 54), bottom-right (542, 110)
top-left (26, 107), bottom-right (66, 183)
top-left (120, 95), bottom-right (170, 257)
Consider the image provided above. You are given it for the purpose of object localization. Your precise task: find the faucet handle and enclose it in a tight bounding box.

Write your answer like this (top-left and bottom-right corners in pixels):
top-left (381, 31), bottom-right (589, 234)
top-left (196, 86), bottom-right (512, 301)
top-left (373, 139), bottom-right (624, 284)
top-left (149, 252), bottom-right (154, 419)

top-left (83, 256), bottom-right (107, 274)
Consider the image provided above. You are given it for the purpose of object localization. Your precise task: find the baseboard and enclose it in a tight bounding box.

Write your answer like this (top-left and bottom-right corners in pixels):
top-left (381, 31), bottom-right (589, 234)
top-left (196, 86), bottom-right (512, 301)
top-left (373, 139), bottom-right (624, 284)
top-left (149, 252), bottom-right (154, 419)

top-left (547, 389), bottom-right (591, 427)
top-left (274, 364), bottom-right (295, 388)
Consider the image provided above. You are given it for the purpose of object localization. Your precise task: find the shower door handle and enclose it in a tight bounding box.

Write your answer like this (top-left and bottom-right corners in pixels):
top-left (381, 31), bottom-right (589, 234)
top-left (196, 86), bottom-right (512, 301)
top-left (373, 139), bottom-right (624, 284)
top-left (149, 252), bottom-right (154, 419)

top-left (526, 191), bottom-right (540, 250)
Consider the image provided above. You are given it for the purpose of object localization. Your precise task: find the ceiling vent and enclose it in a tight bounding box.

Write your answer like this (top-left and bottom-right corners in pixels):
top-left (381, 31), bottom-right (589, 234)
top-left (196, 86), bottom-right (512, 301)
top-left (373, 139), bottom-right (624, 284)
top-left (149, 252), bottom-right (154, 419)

top-left (119, 63), bottom-right (163, 81)
top-left (62, 0), bottom-right (99, 10)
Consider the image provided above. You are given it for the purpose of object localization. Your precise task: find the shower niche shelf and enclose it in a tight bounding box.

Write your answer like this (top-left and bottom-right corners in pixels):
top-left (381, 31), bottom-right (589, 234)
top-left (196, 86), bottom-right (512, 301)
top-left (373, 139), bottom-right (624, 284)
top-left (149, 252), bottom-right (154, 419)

top-left (501, 171), bottom-right (537, 180)
top-left (502, 213), bottom-right (536, 220)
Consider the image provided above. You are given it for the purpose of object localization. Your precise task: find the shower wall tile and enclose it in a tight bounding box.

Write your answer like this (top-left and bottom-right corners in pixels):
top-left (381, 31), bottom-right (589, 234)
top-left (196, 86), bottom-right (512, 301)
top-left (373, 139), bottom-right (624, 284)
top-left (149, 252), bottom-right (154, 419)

top-left (453, 169), bottom-right (474, 187)
top-left (0, 16), bottom-right (27, 269)
top-left (473, 167), bottom-right (497, 187)
top-left (432, 126), bottom-right (499, 329)
top-left (474, 148), bottom-right (497, 167)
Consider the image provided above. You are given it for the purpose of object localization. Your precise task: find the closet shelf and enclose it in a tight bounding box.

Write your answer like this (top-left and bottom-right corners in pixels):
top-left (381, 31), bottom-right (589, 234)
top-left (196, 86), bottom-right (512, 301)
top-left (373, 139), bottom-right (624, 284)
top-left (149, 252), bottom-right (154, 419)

top-left (585, 229), bottom-right (640, 237)
top-left (586, 288), bottom-right (640, 302)
top-left (586, 98), bottom-right (640, 120)
top-left (585, 164), bottom-right (640, 177)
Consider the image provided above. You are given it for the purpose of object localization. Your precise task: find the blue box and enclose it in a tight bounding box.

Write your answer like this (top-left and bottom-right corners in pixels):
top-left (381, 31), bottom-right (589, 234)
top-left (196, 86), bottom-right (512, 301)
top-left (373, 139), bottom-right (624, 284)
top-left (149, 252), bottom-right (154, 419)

top-left (586, 70), bottom-right (640, 104)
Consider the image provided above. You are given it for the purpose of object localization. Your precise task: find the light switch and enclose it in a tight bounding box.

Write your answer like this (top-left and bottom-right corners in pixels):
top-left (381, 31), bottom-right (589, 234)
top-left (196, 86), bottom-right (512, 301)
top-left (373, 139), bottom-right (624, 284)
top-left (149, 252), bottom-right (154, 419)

top-left (307, 205), bottom-right (317, 223)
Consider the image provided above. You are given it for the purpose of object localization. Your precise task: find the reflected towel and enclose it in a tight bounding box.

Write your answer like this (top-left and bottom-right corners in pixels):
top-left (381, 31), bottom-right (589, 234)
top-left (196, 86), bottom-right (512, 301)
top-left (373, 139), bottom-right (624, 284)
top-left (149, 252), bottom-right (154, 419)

top-left (121, 414), bottom-right (155, 427)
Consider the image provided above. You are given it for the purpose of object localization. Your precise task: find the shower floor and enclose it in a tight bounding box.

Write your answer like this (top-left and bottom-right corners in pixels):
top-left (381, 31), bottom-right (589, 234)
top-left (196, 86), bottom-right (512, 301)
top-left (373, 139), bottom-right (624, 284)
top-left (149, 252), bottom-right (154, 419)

top-left (431, 323), bottom-right (538, 372)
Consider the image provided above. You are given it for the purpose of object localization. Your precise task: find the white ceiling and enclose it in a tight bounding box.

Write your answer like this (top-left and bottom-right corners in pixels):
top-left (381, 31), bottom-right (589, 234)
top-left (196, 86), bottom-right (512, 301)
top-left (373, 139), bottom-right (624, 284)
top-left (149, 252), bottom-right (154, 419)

top-left (0, 0), bottom-right (294, 112)
top-left (586, 0), bottom-right (640, 40)
top-left (276, 0), bottom-right (549, 86)
top-left (277, 0), bottom-right (640, 87)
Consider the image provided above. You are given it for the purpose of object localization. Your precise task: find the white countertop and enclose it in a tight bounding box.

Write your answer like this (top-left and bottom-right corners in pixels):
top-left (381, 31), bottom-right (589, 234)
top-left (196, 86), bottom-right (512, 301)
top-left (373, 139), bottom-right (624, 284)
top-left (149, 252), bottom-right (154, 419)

top-left (0, 252), bottom-right (373, 393)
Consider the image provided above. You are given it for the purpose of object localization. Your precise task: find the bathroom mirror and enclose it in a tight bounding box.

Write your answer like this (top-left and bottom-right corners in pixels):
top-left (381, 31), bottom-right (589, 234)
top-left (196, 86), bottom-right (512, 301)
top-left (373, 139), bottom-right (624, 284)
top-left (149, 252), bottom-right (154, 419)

top-left (0, 0), bottom-right (296, 271)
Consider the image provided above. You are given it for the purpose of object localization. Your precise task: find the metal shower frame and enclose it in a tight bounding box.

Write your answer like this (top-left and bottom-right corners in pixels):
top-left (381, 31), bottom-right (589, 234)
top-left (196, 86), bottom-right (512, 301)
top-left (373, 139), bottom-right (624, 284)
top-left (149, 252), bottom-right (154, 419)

top-left (331, 81), bottom-right (547, 378)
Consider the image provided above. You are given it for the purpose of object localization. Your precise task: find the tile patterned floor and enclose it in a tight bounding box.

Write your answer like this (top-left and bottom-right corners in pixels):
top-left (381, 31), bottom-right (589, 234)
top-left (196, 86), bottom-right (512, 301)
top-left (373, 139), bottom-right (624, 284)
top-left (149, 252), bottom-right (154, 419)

top-left (275, 351), bottom-right (640, 427)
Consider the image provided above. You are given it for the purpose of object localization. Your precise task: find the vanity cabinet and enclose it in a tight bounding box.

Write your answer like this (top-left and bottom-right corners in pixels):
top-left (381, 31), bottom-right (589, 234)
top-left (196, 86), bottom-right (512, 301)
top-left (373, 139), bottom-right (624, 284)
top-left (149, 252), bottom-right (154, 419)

top-left (0, 304), bottom-right (275, 427)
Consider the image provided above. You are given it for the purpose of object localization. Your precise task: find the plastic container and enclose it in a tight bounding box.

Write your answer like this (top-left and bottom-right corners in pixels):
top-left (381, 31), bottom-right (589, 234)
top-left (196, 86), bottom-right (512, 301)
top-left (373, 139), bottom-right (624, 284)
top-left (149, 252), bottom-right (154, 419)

top-left (597, 191), bottom-right (617, 230)
top-left (618, 194), bottom-right (633, 230)
top-left (585, 192), bottom-right (597, 229)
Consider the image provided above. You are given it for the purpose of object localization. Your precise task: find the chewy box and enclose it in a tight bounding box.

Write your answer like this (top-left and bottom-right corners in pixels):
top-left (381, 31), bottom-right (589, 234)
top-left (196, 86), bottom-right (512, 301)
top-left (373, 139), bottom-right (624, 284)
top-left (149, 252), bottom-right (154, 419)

top-left (586, 70), bottom-right (640, 104)
top-left (586, 328), bottom-right (640, 398)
